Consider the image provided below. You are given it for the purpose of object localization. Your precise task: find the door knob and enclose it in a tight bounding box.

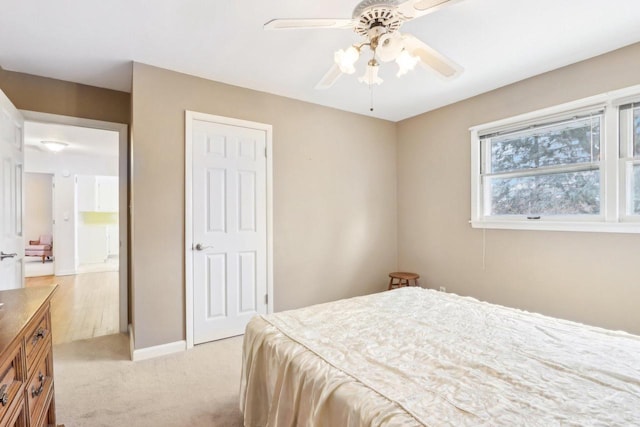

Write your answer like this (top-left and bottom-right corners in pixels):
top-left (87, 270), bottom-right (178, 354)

top-left (0, 252), bottom-right (17, 261)
top-left (194, 243), bottom-right (212, 251)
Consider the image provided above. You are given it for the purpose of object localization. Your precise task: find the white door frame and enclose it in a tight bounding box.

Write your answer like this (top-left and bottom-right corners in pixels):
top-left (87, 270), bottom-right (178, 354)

top-left (21, 110), bottom-right (129, 334)
top-left (185, 111), bottom-right (274, 349)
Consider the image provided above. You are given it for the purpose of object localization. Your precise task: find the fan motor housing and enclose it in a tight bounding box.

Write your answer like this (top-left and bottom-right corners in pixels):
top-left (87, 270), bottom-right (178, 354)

top-left (352, 0), bottom-right (403, 36)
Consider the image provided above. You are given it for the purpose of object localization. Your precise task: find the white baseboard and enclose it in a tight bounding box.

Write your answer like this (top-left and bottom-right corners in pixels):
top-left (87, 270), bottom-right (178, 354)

top-left (24, 263), bottom-right (55, 278)
top-left (131, 338), bottom-right (186, 362)
top-left (128, 324), bottom-right (135, 361)
top-left (54, 269), bottom-right (77, 276)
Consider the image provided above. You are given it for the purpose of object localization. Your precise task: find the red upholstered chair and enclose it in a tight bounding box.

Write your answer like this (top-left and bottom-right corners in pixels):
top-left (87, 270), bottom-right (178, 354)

top-left (25, 234), bottom-right (53, 263)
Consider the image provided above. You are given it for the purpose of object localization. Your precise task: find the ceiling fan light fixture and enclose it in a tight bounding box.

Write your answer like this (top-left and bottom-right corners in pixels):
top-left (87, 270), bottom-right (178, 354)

top-left (334, 46), bottom-right (360, 74)
top-left (41, 140), bottom-right (68, 152)
top-left (395, 49), bottom-right (419, 77)
top-left (358, 60), bottom-right (383, 86)
top-left (377, 32), bottom-right (404, 62)
top-left (265, 0), bottom-right (464, 91)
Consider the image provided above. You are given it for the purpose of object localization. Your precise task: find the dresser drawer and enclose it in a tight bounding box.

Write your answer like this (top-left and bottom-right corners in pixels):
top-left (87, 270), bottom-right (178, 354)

top-left (2, 396), bottom-right (25, 427)
top-left (0, 346), bottom-right (24, 424)
top-left (24, 311), bottom-right (50, 379)
top-left (0, 287), bottom-right (57, 427)
top-left (25, 350), bottom-right (52, 425)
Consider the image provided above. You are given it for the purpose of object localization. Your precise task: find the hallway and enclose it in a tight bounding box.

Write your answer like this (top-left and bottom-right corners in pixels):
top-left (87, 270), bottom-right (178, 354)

top-left (26, 271), bottom-right (119, 345)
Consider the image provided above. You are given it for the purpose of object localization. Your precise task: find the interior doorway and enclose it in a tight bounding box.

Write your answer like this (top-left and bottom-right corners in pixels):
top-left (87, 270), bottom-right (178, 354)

top-left (22, 112), bottom-right (128, 344)
top-left (24, 172), bottom-right (55, 277)
top-left (76, 174), bottom-right (120, 274)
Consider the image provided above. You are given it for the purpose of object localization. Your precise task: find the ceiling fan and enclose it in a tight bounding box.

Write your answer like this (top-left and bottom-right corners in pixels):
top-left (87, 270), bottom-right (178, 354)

top-left (265, 0), bottom-right (463, 89)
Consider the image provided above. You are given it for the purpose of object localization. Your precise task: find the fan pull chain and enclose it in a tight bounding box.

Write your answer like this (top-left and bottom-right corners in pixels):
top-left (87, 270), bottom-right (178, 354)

top-left (369, 84), bottom-right (375, 112)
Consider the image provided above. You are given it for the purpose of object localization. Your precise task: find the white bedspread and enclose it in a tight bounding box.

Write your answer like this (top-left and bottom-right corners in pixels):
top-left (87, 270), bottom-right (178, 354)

top-left (240, 287), bottom-right (640, 426)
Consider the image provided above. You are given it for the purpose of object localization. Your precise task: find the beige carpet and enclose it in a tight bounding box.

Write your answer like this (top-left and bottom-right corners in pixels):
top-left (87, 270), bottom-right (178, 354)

top-left (53, 333), bottom-right (244, 427)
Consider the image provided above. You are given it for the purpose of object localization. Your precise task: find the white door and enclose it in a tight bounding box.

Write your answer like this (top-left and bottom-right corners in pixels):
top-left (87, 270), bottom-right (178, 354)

top-left (191, 117), bottom-right (269, 344)
top-left (0, 90), bottom-right (24, 291)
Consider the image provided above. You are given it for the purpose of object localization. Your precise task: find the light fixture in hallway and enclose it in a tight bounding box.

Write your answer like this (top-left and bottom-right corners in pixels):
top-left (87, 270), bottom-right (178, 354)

top-left (41, 140), bottom-right (68, 152)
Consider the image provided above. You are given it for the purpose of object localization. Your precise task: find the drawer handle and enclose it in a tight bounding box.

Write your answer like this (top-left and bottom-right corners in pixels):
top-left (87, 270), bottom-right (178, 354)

top-left (32, 327), bottom-right (47, 345)
top-left (0, 384), bottom-right (7, 406)
top-left (31, 372), bottom-right (45, 398)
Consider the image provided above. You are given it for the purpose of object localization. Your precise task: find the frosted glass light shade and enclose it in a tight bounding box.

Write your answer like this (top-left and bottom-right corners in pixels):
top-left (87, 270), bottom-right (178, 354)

top-left (396, 50), bottom-right (419, 77)
top-left (358, 64), bottom-right (383, 85)
top-left (377, 32), bottom-right (403, 62)
top-left (334, 46), bottom-right (359, 74)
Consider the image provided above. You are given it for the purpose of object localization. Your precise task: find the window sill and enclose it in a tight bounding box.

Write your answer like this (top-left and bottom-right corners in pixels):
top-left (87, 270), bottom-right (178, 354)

top-left (470, 219), bottom-right (640, 234)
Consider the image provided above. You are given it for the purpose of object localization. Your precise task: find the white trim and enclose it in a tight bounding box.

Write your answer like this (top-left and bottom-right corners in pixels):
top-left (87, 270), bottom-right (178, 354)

top-left (619, 106), bottom-right (640, 220)
top-left (184, 111), bottom-right (274, 349)
top-left (128, 323), bottom-right (135, 361)
top-left (470, 129), bottom-right (481, 224)
top-left (54, 269), bottom-right (78, 276)
top-left (603, 101), bottom-right (619, 221)
top-left (21, 110), bottom-right (130, 333)
top-left (185, 112), bottom-right (194, 349)
top-left (266, 121), bottom-right (274, 316)
top-left (470, 220), bottom-right (640, 234)
top-left (131, 339), bottom-right (187, 362)
top-left (611, 93), bottom-right (640, 108)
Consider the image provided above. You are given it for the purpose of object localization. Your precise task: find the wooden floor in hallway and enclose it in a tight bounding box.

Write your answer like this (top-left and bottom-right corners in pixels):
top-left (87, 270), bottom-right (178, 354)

top-left (25, 271), bottom-right (119, 345)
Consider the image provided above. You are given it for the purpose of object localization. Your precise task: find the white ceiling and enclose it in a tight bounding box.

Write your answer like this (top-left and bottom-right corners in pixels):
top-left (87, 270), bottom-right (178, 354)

top-left (24, 121), bottom-right (119, 157)
top-left (1, 0), bottom-right (640, 122)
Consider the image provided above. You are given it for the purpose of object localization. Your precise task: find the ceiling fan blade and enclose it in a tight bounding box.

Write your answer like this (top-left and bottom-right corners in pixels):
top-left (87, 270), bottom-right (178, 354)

top-left (264, 19), bottom-right (353, 30)
top-left (403, 34), bottom-right (462, 79)
top-left (315, 64), bottom-right (343, 90)
top-left (397, 0), bottom-right (463, 20)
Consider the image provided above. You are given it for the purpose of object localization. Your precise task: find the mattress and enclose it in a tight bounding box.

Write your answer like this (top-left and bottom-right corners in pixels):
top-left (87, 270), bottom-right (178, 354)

top-left (240, 287), bottom-right (640, 426)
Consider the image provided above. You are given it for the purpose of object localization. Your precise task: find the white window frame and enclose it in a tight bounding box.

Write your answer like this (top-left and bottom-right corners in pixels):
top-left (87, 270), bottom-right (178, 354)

top-left (619, 102), bottom-right (640, 222)
top-left (470, 84), bottom-right (640, 234)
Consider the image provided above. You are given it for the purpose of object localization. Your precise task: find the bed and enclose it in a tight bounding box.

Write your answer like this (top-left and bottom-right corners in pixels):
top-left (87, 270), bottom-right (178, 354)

top-left (240, 287), bottom-right (640, 426)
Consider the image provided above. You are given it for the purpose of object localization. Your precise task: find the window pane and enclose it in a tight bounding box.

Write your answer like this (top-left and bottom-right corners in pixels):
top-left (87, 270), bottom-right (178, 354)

top-left (634, 108), bottom-right (640, 159)
top-left (488, 170), bottom-right (600, 216)
top-left (490, 116), bottom-right (601, 173)
top-left (633, 165), bottom-right (640, 214)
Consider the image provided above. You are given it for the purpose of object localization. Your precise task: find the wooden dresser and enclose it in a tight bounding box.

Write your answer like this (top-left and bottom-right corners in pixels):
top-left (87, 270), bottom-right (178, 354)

top-left (0, 286), bottom-right (57, 427)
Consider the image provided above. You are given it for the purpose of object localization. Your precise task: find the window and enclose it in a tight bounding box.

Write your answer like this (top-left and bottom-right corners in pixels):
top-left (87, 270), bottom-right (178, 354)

top-left (470, 85), bottom-right (640, 233)
top-left (620, 103), bottom-right (640, 218)
top-left (482, 112), bottom-right (602, 217)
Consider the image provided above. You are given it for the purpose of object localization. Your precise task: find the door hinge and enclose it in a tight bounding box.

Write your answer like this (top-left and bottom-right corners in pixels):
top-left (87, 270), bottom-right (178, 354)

top-left (264, 146), bottom-right (267, 158)
top-left (265, 294), bottom-right (268, 305)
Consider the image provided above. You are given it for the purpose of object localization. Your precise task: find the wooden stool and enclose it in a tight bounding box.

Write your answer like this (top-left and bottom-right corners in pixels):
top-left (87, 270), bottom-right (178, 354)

top-left (388, 272), bottom-right (420, 290)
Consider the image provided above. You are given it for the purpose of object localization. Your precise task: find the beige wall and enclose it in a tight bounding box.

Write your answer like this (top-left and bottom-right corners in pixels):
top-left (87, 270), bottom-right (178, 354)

top-left (0, 68), bottom-right (130, 124)
top-left (25, 173), bottom-right (53, 241)
top-left (131, 63), bottom-right (398, 349)
top-left (9, 42), bottom-right (639, 350)
top-left (397, 43), bottom-right (640, 335)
